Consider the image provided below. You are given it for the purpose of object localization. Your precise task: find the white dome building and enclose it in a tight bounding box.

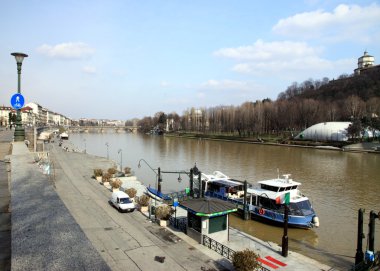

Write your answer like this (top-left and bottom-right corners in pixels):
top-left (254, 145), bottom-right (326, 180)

top-left (295, 122), bottom-right (352, 142)
top-left (354, 51), bottom-right (375, 75)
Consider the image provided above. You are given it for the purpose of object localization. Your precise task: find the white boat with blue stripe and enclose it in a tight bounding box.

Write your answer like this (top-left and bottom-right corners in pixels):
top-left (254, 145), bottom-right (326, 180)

top-left (247, 174), bottom-right (319, 229)
top-left (201, 171), bottom-right (319, 229)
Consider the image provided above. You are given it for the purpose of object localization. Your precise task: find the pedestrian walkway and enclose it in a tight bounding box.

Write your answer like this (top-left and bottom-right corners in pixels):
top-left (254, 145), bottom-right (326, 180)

top-left (0, 130), bottom-right (13, 271)
top-left (9, 141), bottom-right (111, 271)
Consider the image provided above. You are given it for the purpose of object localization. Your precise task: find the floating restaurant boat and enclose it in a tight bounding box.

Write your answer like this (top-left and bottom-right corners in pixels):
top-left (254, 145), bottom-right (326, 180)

top-left (146, 186), bottom-right (172, 202)
top-left (201, 171), bottom-right (320, 229)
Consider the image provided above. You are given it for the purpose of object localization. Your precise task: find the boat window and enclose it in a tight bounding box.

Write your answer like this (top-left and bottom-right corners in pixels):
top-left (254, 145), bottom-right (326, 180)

top-left (289, 200), bottom-right (313, 216)
top-left (259, 197), bottom-right (275, 209)
top-left (260, 184), bottom-right (279, 192)
top-left (279, 187), bottom-right (285, 192)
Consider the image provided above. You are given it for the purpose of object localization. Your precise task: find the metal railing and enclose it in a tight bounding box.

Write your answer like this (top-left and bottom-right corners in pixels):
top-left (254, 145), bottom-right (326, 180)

top-left (169, 217), bottom-right (187, 234)
top-left (202, 235), bottom-right (270, 271)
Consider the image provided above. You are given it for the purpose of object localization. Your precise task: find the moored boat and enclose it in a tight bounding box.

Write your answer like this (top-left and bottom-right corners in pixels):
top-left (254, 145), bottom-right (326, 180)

top-left (247, 174), bottom-right (319, 229)
top-left (201, 171), bottom-right (319, 229)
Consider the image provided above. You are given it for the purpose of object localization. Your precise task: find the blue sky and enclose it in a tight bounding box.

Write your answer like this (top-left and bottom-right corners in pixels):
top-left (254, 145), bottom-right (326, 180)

top-left (1, 0), bottom-right (379, 120)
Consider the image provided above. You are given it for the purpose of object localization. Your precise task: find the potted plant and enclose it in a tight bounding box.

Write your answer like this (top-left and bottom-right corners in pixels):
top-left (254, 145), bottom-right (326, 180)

top-left (232, 249), bottom-right (260, 271)
top-left (107, 167), bottom-right (117, 177)
top-left (125, 188), bottom-right (137, 202)
top-left (102, 172), bottom-right (112, 186)
top-left (110, 178), bottom-right (122, 191)
top-left (155, 204), bottom-right (174, 227)
top-left (124, 166), bottom-right (132, 176)
top-left (137, 194), bottom-right (150, 212)
top-left (93, 169), bottom-right (103, 182)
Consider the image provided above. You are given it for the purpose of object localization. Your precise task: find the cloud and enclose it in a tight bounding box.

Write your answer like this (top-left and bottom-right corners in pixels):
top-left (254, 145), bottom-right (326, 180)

top-left (160, 81), bottom-right (171, 87)
top-left (82, 66), bottom-right (97, 74)
top-left (272, 3), bottom-right (380, 42)
top-left (37, 42), bottom-right (95, 59)
top-left (214, 39), bottom-right (354, 80)
top-left (201, 79), bottom-right (254, 91)
top-left (214, 40), bottom-right (321, 61)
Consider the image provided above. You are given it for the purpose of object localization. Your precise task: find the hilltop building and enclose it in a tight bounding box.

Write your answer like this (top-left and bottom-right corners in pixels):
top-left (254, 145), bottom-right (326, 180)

top-left (354, 51), bottom-right (376, 75)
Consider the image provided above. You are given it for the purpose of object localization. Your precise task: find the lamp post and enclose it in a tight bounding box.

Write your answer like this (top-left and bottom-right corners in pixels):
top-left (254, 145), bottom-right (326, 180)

top-left (83, 139), bottom-right (86, 153)
top-left (11, 52), bottom-right (28, 141)
top-left (105, 142), bottom-right (109, 159)
top-left (118, 149), bottom-right (123, 172)
top-left (138, 158), bottom-right (161, 193)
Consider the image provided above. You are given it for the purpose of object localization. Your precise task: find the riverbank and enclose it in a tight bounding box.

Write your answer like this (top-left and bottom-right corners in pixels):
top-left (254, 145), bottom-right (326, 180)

top-left (164, 132), bottom-right (380, 153)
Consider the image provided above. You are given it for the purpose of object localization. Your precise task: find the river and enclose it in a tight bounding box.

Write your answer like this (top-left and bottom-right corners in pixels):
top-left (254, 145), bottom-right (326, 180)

top-left (68, 132), bottom-right (380, 269)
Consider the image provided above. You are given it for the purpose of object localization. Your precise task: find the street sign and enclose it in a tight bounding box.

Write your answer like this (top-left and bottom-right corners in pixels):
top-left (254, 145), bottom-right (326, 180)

top-left (10, 93), bottom-right (25, 110)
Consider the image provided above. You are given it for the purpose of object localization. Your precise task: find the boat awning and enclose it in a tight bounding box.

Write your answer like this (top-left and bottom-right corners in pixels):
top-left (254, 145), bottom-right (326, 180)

top-left (179, 197), bottom-right (237, 217)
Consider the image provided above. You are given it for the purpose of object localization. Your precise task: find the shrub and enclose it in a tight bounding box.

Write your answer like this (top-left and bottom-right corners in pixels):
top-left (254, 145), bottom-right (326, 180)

top-left (107, 167), bottom-right (117, 175)
top-left (155, 204), bottom-right (174, 220)
top-left (137, 194), bottom-right (150, 206)
top-left (124, 167), bottom-right (132, 175)
top-left (125, 188), bottom-right (137, 199)
top-left (111, 178), bottom-right (122, 188)
top-left (232, 249), bottom-right (260, 271)
top-left (102, 172), bottom-right (112, 183)
top-left (93, 169), bottom-right (103, 177)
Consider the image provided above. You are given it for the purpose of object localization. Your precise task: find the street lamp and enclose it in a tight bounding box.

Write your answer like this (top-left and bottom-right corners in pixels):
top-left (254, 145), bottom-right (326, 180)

top-left (11, 52), bottom-right (28, 141)
top-left (83, 139), bottom-right (86, 153)
top-left (105, 142), bottom-right (109, 159)
top-left (138, 158), bottom-right (161, 193)
top-left (118, 149), bottom-right (123, 172)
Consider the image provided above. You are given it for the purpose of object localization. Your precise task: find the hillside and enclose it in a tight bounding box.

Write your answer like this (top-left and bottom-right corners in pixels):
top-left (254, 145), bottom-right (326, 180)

top-left (296, 66), bottom-right (380, 102)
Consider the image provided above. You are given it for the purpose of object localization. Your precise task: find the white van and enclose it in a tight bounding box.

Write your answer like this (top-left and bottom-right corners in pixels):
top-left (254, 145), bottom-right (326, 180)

top-left (110, 191), bottom-right (135, 212)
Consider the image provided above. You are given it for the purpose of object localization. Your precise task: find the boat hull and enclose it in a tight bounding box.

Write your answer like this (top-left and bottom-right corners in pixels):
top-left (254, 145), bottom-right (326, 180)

top-left (146, 187), bottom-right (171, 202)
top-left (249, 207), bottom-right (316, 229)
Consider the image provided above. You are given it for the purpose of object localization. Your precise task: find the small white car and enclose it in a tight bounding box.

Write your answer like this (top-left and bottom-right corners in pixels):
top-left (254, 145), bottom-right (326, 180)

top-left (110, 191), bottom-right (135, 212)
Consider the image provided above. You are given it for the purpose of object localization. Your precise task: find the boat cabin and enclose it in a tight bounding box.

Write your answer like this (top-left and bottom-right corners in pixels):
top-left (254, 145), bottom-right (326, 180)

top-left (247, 175), bottom-right (315, 216)
top-left (201, 171), bottom-right (245, 199)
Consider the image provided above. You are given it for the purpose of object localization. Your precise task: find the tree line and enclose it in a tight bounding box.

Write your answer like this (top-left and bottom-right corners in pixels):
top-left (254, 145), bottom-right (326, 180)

top-left (138, 71), bottom-right (380, 139)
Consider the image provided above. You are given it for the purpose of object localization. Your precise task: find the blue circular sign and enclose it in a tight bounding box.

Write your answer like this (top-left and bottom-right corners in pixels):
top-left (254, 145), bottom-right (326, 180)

top-left (10, 93), bottom-right (25, 110)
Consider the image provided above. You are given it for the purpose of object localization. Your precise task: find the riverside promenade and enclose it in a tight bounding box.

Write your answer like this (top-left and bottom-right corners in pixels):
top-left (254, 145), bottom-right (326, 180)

top-left (1, 128), bottom-right (336, 270)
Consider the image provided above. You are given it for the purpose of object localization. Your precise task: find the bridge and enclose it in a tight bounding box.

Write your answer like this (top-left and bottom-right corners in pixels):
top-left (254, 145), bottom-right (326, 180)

top-left (68, 126), bottom-right (139, 133)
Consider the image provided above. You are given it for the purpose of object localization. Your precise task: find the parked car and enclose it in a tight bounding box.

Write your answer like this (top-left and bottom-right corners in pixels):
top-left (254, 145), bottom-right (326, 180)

top-left (110, 191), bottom-right (135, 212)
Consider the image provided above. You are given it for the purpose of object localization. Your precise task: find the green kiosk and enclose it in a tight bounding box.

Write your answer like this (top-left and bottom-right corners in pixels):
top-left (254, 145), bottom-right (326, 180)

top-left (179, 197), bottom-right (237, 243)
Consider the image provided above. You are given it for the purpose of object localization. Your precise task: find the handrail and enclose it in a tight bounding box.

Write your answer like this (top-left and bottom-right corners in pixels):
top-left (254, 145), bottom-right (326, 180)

top-left (202, 235), bottom-right (270, 271)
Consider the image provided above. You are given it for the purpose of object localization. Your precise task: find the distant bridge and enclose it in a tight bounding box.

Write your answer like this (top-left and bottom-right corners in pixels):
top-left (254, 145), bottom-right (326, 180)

top-left (68, 126), bottom-right (139, 133)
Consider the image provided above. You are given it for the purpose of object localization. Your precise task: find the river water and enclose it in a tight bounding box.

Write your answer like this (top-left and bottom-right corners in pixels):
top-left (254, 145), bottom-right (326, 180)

top-left (68, 132), bottom-right (380, 269)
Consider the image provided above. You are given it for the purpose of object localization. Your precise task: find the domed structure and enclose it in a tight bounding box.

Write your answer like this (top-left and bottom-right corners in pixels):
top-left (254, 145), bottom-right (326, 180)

top-left (295, 122), bottom-right (351, 142)
top-left (354, 51), bottom-right (375, 75)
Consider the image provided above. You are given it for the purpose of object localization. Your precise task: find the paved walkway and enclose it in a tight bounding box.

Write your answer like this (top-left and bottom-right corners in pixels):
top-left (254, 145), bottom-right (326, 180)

top-left (0, 130), bottom-right (12, 271)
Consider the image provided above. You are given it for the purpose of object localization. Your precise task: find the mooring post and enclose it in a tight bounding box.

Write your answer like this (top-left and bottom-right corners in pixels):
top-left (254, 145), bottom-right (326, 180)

top-left (282, 204), bottom-right (289, 257)
top-left (243, 180), bottom-right (249, 220)
top-left (198, 171), bottom-right (202, 198)
top-left (157, 167), bottom-right (162, 194)
top-left (355, 208), bottom-right (365, 265)
top-left (189, 168), bottom-right (194, 198)
top-left (368, 210), bottom-right (378, 252)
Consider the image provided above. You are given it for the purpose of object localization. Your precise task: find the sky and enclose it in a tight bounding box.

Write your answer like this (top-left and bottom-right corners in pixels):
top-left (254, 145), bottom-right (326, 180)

top-left (1, 0), bottom-right (379, 120)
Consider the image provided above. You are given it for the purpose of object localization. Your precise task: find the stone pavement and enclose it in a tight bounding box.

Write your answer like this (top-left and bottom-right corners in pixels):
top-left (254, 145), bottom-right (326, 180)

top-left (0, 130), bottom-right (12, 271)
top-left (10, 141), bottom-right (111, 271)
